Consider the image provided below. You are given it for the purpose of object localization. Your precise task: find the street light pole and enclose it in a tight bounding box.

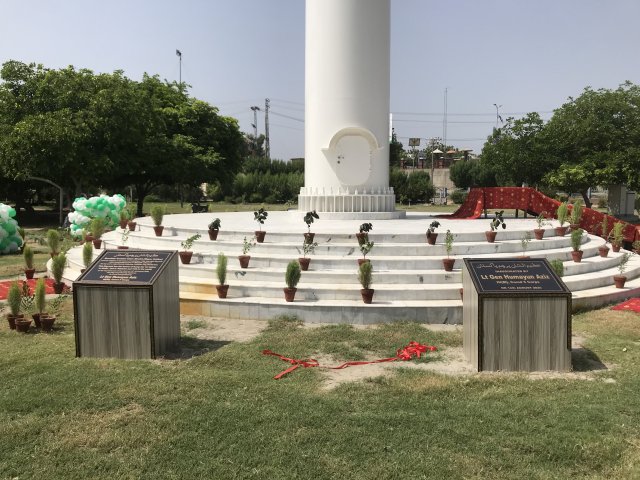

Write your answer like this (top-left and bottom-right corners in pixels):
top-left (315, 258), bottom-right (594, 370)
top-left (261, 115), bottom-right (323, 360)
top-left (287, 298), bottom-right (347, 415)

top-left (176, 49), bottom-right (182, 84)
top-left (493, 103), bottom-right (502, 128)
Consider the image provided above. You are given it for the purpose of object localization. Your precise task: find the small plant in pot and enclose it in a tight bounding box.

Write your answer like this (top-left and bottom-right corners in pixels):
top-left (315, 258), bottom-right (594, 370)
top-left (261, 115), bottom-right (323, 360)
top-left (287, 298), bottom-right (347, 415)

top-left (127, 205), bottom-right (137, 231)
top-left (570, 228), bottom-right (584, 262)
top-left (118, 227), bottom-right (131, 249)
top-left (253, 207), bottom-right (268, 243)
top-left (89, 217), bottom-right (106, 249)
top-left (51, 253), bottom-right (67, 294)
top-left (442, 230), bottom-right (455, 271)
top-left (486, 211), bottom-right (506, 243)
top-left (298, 239), bottom-right (318, 271)
top-left (239, 236), bottom-right (255, 268)
top-left (6, 281), bottom-right (22, 330)
top-left (23, 244), bottom-right (35, 279)
top-left (118, 208), bottom-right (129, 229)
top-left (15, 282), bottom-right (33, 333)
top-left (633, 240), bottom-right (640, 255)
top-left (610, 222), bottom-right (624, 253)
top-left (549, 259), bottom-right (564, 278)
top-left (82, 241), bottom-right (93, 272)
top-left (569, 200), bottom-right (583, 231)
top-left (519, 231), bottom-right (532, 258)
top-left (358, 260), bottom-right (374, 304)
top-left (179, 234), bottom-right (201, 264)
top-left (150, 205), bottom-right (165, 236)
top-left (215, 252), bottom-right (229, 298)
top-left (46, 229), bottom-right (61, 258)
top-left (426, 221), bottom-right (441, 245)
top-left (598, 216), bottom-right (610, 258)
top-left (555, 202), bottom-right (569, 236)
top-left (284, 260), bottom-right (302, 302)
top-left (303, 210), bottom-right (319, 243)
top-left (33, 277), bottom-right (47, 329)
top-left (534, 213), bottom-right (548, 240)
top-left (356, 223), bottom-right (373, 245)
top-left (359, 240), bottom-right (374, 266)
top-left (42, 293), bottom-right (67, 332)
top-left (208, 218), bottom-right (221, 241)
top-left (614, 253), bottom-right (630, 288)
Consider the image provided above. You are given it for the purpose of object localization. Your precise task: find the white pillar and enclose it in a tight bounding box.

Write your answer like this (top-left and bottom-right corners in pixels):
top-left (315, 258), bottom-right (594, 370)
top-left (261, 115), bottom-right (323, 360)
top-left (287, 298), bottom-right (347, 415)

top-left (301, 0), bottom-right (399, 216)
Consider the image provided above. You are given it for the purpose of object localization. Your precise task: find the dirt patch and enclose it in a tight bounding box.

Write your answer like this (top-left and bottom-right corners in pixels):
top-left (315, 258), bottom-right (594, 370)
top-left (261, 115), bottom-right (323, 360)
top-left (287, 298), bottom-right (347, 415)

top-left (181, 315), bottom-right (267, 343)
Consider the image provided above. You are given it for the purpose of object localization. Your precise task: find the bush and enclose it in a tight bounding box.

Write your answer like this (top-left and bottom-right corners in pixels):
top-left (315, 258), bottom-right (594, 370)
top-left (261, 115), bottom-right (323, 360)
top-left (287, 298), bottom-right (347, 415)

top-left (597, 197), bottom-right (608, 209)
top-left (143, 194), bottom-right (161, 203)
top-left (285, 260), bottom-right (301, 289)
top-left (450, 190), bottom-right (468, 205)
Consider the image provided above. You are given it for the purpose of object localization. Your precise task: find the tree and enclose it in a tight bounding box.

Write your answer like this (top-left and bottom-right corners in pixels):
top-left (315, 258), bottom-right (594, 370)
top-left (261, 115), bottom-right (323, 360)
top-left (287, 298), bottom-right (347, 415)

top-left (389, 129), bottom-right (404, 167)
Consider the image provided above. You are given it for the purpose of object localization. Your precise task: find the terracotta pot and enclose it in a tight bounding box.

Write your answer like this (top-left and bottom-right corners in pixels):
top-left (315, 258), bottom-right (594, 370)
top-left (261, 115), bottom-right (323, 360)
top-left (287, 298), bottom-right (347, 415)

top-left (53, 282), bottom-right (65, 294)
top-left (6, 313), bottom-right (23, 330)
top-left (304, 232), bottom-right (315, 244)
top-left (613, 275), bottom-right (627, 289)
top-left (127, 221), bottom-right (137, 231)
top-left (208, 229), bottom-right (219, 241)
top-left (238, 255), bottom-right (251, 269)
top-left (32, 312), bottom-right (47, 329)
top-left (49, 251), bottom-right (59, 259)
top-left (598, 246), bottom-right (610, 258)
top-left (485, 231), bottom-right (497, 243)
top-left (442, 258), bottom-right (455, 271)
top-left (153, 226), bottom-right (164, 237)
top-left (571, 250), bottom-right (583, 263)
top-left (255, 231), bottom-right (266, 243)
top-left (360, 288), bottom-right (374, 304)
top-left (92, 239), bottom-right (102, 249)
top-left (24, 268), bottom-right (35, 280)
top-left (555, 226), bottom-right (568, 237)
top-left (533, 229), bottom-right (545, 241)
top-left (216, 284), bottom-right (229, 299)
top-left (15, 318), bottom-right (32, 333)
top-left (569, 223), bottom-right (581, 232)
top-left (356, 232), bottom-right (368, 245)
top-left (117, 245), bottom-right (129, 249)
top-left (119, 220), bottom-right (128, 229)
top-left (612, 244), bottom-right (621, 253)
top-left (284, 287), bottom-right (297, 302)
top-left (179, 251), bottom-right (193, 264)
top-left (84, 234), bottom-right (94, 243)
top-left (427, 232), bottom-right (438, 245)
top-left (298, 257), bottom-right (311, 271)
top-left (358, 258), bottom-right (370, 267)
top-left (40, 315), bottom-right (56, 332)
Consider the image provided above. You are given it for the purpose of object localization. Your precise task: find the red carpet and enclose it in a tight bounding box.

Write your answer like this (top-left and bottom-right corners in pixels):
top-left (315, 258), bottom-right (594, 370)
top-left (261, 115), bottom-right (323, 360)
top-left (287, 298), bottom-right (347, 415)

top-left (0, 278), bottom-right (56, 300)
top-left (611, 298), bottom-right (640, 313)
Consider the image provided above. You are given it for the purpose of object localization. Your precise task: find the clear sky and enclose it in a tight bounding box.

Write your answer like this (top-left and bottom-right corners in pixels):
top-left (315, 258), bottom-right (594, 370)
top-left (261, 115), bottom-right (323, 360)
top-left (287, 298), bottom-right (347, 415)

top-left (2, 0), bottom-right (639, 160)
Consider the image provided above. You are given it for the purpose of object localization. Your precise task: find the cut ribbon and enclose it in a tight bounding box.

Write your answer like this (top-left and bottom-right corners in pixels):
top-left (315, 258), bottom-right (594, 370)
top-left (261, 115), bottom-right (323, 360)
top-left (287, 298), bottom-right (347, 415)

top-left (262, 341), bottom-right (437, 380)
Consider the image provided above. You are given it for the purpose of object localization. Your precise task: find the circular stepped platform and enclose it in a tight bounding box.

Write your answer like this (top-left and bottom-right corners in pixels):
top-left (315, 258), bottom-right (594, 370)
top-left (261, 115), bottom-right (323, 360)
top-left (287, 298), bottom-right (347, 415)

top-left (61, 211), bottom-right (640, 324)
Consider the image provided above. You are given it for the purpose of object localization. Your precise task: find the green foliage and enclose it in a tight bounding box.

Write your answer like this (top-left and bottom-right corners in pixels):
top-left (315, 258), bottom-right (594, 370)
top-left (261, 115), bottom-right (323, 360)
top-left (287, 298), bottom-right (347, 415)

top-left (253, 207), bottom-right (268, 229)
top-left (241, 236), bottom-right (255, 255)
top-left (389, 130), bottom-right (404, 167)
top-left (521, 231), bottom-right (532, 254)
top-left (208, 218), bottom-right (221, 230)
top-left (7, 281), bottom-right (21, 315)
top-left (82, 241), bottom-right (93, 268)
top-left (535, 213), bottom-right (549, 229)
top-left (285, 260), bottom-right (301, 289)
top-left (570, 200), bottom-right (583, 225)
top-left (359, 223), bottom-right (373, 233)
top-left (359, 240), bottom-right (374, 259)
top-left (51, 253), bottom-right (66, 283)
top-left (231, 170), bottom-right (303, 204)
top-left (119, 208), bottom-right (130, 221)
top-left (489, 211), bottom-right (506, 231)
top-left (610, 222), bottom-right (624, 247)
top-left (449, 159), bottom-right (498, 189)
top-left (89, 217), bottom-right (106, 239)
top-left (46, 229), bottom-right (60, 253)
top-left (23, 244), bottom-right (34, 269)
top-left (390, 170), bottom-right (435, 204)
top-left (549, 259), bottom-right (564, 277)
top-left (449, 189), bottom-right (468, 205)
top-left (35, 278), bottom-right (46, 314)
top-left (570, 228), bottom-right (583, 252)
top-left (216, 253), bottom-right (227, 285)
top-left (600, 215), bottom-right (609, 239)
top-left (427, 221), bottom-right (440, 234)
top-left (303, 210), bottom-right (319, 232)
top-left (444, 230), bottom-right (454, 257)
top-left (618, 253), bottom-right (630, 275)
top-left (150, 205), bottom-right (164, 226)
top-left (358, 260), bottom-right (373, 289)
top-left (556, 202), bottom-right (569, 226)
top-left (301, 240), bottom-right (318, 258)
top-left (180, 234), bottom-right (201, 251)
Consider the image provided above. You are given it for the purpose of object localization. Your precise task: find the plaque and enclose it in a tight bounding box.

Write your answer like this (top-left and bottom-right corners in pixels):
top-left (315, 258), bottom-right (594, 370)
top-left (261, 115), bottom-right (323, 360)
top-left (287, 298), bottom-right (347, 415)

top-left (79, 250), bottom-right (174, 284)
top-left (465, 258), bottom-right (567, 294)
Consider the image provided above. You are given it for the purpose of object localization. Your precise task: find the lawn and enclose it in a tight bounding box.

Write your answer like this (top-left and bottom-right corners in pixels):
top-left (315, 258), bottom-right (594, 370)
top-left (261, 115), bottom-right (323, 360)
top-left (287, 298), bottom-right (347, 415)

top-left (1, 304), bottom-right (639, 479)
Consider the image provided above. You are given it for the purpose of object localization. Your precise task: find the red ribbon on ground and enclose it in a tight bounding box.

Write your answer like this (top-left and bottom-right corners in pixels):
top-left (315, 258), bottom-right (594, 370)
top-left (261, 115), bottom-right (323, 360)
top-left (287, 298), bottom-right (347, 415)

top-left (262, 341), bottom-right (437, 380)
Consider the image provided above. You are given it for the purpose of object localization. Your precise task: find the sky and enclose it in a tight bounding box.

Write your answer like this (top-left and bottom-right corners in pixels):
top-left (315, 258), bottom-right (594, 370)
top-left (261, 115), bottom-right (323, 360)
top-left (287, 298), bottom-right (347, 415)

top-left (2, 0), bottom-right (640, 161)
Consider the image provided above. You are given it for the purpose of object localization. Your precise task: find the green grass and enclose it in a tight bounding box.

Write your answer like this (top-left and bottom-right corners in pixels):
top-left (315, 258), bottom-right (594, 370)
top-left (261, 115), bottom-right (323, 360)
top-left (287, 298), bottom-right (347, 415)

top-left (1, 304), bottom-right (639, 479)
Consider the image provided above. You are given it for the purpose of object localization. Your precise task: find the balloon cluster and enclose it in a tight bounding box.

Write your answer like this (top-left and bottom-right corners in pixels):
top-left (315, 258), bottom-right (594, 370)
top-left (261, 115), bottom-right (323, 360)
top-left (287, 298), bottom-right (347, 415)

top-left (67, 194), bottom-right (127, 238)
top-left (0, 203), bottom-right (23, 254)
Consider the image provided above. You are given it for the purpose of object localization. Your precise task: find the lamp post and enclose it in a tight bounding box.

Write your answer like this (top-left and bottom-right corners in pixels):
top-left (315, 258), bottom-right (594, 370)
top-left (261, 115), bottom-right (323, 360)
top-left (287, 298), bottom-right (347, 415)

top-left (176, 49), bottom-right (182, 84)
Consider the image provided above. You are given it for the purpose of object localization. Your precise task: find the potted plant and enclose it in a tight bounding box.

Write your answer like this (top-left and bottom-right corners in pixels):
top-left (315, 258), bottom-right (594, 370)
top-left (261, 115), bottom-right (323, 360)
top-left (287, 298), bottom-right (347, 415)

top-left (89, 217), bottom-right (106, 249)
top-left (356, 223), bottom-right (373, 245)
top-left (33, 277), bottom-right (47, 329)
top-left (253, 207), bottom-right (268, 243)
top-left (569, 200), bottom-right (583, 231)
top-left (208, 218), bottom-right (221, 241)
top-left (486, 211), bottom-right (506, 243)
top-left (284, 260), bottom-right (302, 302)
top-left (570, 228), bottom-right (584, 262)
top-left (298, 240), bottom-right (318, 271)
top-left (442, 230), bottom-right (455, 271)
top-left (215, 252), bottom-right (229, 298)
top-left (46, 229), bottom-right (61, 258)
top-left (150, 205), bottom-right (165, 237)
top-left (533, 213), bottom-right (548, 240)
top-left (23, 244), bottom-right (35, 279)
top-left (549, 259), bottom-right (564, 278)
top-left (42, 293), bottom-right (67, 332)
top-left (555, 202), bottom-right (569, 236)
top-left (179, 233), bottom-right (201, 264)
top-left (239, 236), bottom-right (255, 268)
top-left (598, 216), bottom-right (610, 258)
top-left (426, 221), bottom-right (441, 245)
top-left (127, 205), bottom-right (137, 231)
top-left (51, 253), bottom-right (67, 294)
top-left (15, 282), bottom-right (33, 333)
top-left (5, 281), bottom-right (22, 330)
top-left (610, 222), bottom-right (624, 253)
top-left (359, 240), bottom-right (374, 266)
top-left (358, 260), bottom-right (374, 304)
top-left (81, 241), bottom-right (93, 272)
top-left (519, 231), bottom-right (532, 258)
top-left (633, 240), bottom-right (640, 254)
top-left (614, 253), bottom-right (630, 288)
top-left (303, 210), bottom-right (320, 243)
top-left (118, 227), bottom-right (130, 249)
top-left (118, 208), bottom-right (129, 229)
